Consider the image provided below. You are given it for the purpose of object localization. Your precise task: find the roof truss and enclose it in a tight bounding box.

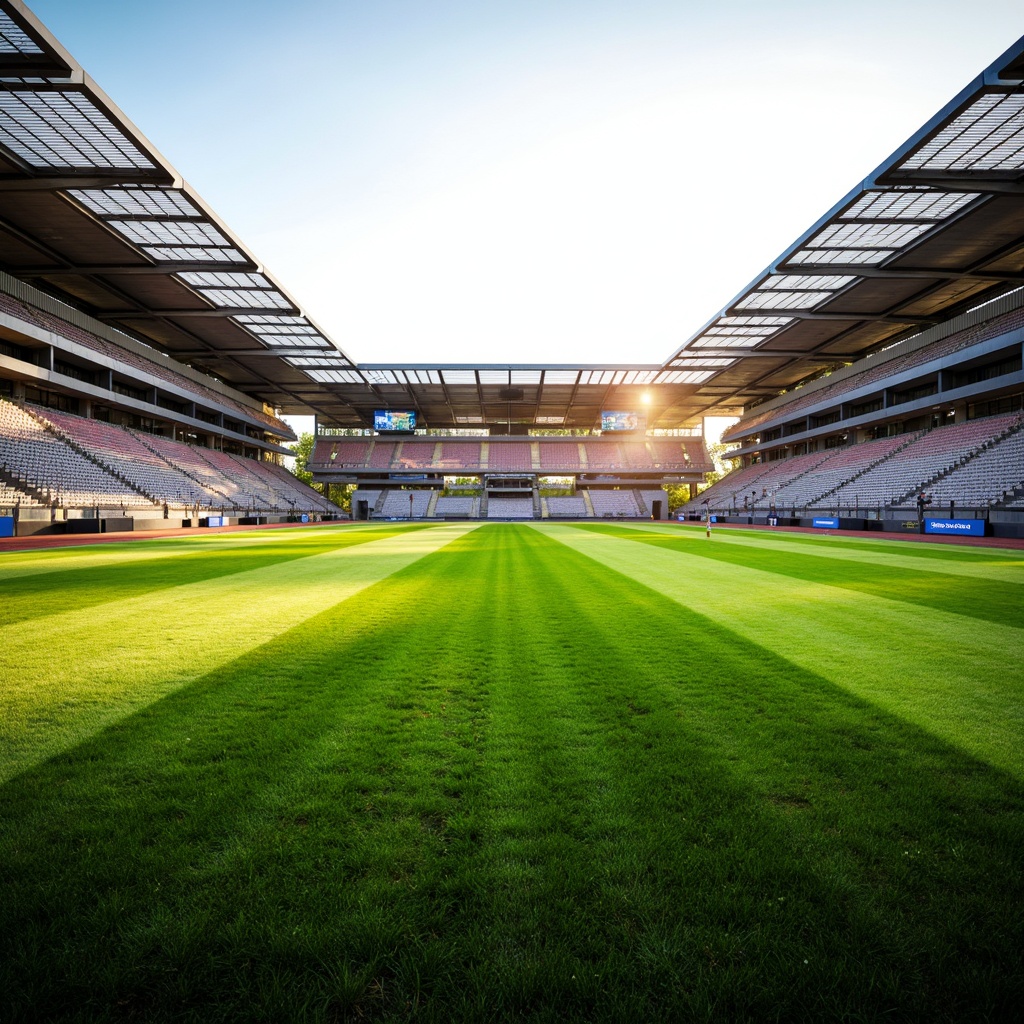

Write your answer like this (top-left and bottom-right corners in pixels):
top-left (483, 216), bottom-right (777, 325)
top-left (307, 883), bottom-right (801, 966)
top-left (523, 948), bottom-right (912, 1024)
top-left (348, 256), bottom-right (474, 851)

top-left (0, 2), bottom-right (1020, 428)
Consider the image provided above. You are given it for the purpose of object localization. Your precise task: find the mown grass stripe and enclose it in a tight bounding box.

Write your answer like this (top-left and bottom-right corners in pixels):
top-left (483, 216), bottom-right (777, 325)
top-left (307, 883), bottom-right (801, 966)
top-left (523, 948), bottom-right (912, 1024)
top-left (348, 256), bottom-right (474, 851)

top-left (574, 522), bottom-right (1022, 627)
top-left (0, 523), bottom-right (477, 783)
top-left (462, 526), bottom-right (1023, 1019)
top-left (669, 523), bottom-right (1024, 564)
top-left (540, 523), bottom-right (1024, 778)
top-left (0, 523), bottom-right (375, 583)
top-left (614, 521), bottom-right (1024, 585)
top-left (0, 524), bottom-right (430, 627)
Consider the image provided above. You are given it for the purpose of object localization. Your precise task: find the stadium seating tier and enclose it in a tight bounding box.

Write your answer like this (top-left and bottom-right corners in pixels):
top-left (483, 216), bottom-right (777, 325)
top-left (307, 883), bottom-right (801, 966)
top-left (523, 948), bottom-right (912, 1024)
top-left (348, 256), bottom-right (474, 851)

top-left (691, 412), bottom-right (1024, 512)
top-left (0, 399), bottom-right (338, 515)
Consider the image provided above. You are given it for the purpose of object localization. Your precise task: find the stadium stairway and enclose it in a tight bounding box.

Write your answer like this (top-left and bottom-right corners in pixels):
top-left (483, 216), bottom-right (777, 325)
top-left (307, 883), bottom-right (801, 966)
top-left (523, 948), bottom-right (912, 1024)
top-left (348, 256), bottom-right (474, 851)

top-left (686, 450), bottom-right (831, 514)
top-left (131, 432), bottom-right (237, 509)
top-left (39, 411), bottom-right (226, 511)
top-left (195, 448), bottom-right (275, 509)
top-left (0, 462), bottom-right (46, 506)
top-left (748, 452), bottom-right (837, 509)
top-left (1005, 481), bottom-right (1024, 506)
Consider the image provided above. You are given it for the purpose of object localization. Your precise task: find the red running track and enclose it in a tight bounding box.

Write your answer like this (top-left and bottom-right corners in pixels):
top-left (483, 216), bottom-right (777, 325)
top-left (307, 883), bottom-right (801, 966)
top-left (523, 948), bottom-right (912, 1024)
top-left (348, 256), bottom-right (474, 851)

top-left (673, 520), bottom-right (1024, 550)
top-left (1, 518), bottom-right (1022, 554)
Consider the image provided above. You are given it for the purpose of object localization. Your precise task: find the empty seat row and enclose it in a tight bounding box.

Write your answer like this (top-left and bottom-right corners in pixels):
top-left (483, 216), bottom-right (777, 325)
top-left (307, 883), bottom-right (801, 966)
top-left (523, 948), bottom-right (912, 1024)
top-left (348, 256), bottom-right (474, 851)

top-left (546, 495), bottom-right (588, 517)
top-left (0, 400), bottom-right (156, 508)
top-left (691, 412), bottom-right (1024, 511)
top-left (0, 399), bottom-right (337, 513)
top-left (487, 497), bottom-right (535, 519)
top-left (308, 437), bottom-right (713, 473)
top-left (377, 490), bottom-right (432, 517)
top-left (434, 495), bottom-right (477, 516)
top-left (346, 487), bottom-right (662, 519)
top-left (926, 428), bottom-right (1024, 507)
top-left (589, 490), bottom-right (641, 517)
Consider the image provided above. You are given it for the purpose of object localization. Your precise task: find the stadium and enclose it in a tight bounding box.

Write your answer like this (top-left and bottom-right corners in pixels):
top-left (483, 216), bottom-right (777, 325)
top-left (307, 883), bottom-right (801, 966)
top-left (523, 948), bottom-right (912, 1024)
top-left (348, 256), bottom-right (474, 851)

top-left (1, 2), bottom-right (1022, 1021)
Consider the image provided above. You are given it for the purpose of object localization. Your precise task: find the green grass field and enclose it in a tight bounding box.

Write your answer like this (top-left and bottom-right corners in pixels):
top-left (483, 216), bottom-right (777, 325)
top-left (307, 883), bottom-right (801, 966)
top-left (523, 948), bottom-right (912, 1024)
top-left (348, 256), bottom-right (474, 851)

top-left (1, 522), bottom-right (1022, 1022)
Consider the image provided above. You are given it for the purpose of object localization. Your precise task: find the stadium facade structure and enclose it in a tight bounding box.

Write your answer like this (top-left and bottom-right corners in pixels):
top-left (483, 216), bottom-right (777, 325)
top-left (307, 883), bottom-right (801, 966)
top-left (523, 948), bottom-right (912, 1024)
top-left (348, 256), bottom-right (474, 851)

top-left (0, 1), bottom-right (1021, 534)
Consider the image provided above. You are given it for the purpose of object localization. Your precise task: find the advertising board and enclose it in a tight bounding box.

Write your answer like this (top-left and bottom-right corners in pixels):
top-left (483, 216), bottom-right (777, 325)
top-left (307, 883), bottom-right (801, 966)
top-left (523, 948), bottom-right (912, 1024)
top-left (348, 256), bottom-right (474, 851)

top-left (924, 518), bottom-right (985, 537)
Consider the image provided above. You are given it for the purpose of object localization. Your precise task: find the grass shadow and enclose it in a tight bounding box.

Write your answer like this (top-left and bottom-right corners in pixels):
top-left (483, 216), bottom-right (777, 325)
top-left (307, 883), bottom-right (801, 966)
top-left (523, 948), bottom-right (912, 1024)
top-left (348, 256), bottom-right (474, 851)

top-left (0, 524), bottom-right (1020, 1022)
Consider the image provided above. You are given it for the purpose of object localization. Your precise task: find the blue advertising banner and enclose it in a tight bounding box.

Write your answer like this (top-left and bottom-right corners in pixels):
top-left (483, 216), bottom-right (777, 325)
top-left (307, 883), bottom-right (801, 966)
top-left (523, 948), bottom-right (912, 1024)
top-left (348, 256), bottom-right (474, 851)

top-left (206, 516), bottom-right (224, 527)
top-left (0, 515), bottom-right (13, 538)
top-left (812, 517), bottom-right (839, 529)
top-left (301, 514), bottom-right (309, 523)
top-left (925, 518), bottom-right (985, 537)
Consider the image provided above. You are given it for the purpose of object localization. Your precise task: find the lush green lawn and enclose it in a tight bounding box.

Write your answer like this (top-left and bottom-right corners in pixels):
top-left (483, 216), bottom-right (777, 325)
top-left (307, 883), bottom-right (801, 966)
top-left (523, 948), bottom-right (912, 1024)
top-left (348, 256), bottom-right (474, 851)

top-left (1, 522), bottom-right (1022, 1022)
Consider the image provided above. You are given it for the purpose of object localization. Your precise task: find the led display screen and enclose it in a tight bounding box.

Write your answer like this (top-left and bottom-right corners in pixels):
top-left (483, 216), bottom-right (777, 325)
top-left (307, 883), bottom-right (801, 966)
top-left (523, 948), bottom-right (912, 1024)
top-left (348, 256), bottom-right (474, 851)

top-left (374, 409), bottom-right (416, 432)
top-left (601, 410), bottom-right (645, 432)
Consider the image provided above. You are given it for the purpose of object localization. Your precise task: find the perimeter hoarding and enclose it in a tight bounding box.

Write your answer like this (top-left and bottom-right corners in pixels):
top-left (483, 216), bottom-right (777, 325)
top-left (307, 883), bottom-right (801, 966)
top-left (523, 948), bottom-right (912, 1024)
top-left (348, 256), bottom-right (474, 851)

top-left (925, 518), bottom-right (985, 537)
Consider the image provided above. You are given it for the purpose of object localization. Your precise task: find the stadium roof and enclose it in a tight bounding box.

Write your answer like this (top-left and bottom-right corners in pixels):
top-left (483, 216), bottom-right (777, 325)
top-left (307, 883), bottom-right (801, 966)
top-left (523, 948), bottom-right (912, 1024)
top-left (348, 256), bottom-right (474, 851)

top-left (0, 1), bottom-right (1023, 431)
top-left (669, 38), bottom-right (1024, 409)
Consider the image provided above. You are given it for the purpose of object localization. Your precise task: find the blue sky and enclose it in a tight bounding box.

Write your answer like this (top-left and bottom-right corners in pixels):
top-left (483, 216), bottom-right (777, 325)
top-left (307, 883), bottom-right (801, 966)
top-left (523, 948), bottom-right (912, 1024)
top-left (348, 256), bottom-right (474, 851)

top-left (26, 0), bottom-right (1024, 368)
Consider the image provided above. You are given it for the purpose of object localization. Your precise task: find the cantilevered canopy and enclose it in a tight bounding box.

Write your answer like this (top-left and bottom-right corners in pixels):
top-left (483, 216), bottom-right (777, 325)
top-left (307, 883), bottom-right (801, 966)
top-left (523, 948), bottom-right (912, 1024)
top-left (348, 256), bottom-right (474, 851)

top-left (671, 34), bottom-right (1024, 416)
top-left (299, 364), bottom-right (723, 432)
top-left (0, 0), bottom-right (1022, 430)
top-left (0, 0), bottom-right (359, 425)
